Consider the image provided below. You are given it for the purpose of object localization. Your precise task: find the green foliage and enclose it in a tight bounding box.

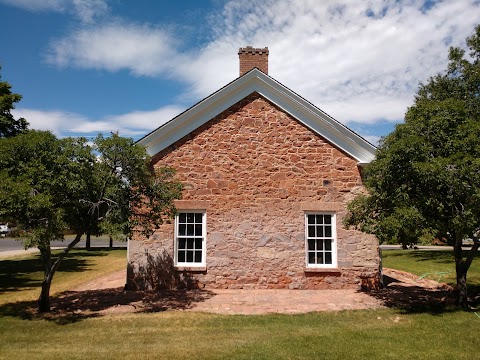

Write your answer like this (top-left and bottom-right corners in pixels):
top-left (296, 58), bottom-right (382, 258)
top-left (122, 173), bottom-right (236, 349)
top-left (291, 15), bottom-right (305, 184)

top-left (345, 25), bottom-right (480, 306)
top-left (0, 67), bottom-right (28, 137)
top-left (345, 25), bottom-right (480, 247)
top-left (0, 130), bottom-right (182, 311)
top-left (0, 131), bottom-right (69, 249)
top-left (0, 132), bottom-right (182, 244)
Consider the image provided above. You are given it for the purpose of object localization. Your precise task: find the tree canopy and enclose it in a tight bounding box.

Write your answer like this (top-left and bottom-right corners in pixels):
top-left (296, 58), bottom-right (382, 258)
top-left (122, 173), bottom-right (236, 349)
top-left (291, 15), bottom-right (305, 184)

top-left (0, 67), bottom-right (28, 137)
top-left (345, 25), bottom-right (480, 308)
top-left (0, 131), bottom-right (182, 311)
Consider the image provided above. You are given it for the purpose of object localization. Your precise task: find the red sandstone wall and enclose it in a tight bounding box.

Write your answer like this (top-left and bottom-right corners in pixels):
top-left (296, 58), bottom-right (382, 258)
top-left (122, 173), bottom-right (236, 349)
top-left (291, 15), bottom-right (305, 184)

top-left (128, 93), bottom-right (379, 290)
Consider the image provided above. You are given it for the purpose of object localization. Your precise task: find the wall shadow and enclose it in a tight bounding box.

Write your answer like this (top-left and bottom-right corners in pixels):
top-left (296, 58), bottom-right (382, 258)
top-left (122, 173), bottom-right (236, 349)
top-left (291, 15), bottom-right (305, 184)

top-left (127, 250), bottom-right (201, 291)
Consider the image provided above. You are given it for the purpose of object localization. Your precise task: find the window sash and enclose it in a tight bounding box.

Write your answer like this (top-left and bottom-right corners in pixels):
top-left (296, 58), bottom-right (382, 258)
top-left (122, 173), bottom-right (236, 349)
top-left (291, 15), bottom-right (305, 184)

top-left (305, 213), bottom-right (337, 268)
top-left (175, 211), bottom-right (206, 267)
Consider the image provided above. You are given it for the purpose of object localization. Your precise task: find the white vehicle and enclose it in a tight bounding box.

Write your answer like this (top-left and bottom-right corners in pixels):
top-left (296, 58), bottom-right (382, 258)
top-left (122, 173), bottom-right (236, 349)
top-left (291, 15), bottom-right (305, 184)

top-left (0, 224), bottom-right (9, 237)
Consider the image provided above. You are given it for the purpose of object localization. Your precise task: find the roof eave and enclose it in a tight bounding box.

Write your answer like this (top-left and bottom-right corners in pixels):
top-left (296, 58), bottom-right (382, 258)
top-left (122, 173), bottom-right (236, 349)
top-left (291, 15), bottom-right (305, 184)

top-left (138, 69), bottom-right (376, 163)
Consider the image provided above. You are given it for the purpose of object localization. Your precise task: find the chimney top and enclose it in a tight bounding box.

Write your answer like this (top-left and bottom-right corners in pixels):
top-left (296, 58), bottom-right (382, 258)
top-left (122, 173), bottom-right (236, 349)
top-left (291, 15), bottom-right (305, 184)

top-left (238, 46), bottom-right (269, 76)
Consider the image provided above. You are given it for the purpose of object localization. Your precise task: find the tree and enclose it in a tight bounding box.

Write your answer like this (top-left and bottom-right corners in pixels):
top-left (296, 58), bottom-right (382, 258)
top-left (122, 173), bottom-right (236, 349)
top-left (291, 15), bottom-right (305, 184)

top-left (0, 67), bottom-right (29, 137)
top-left (0, 131), bottom-right (182, 312)
top-left (345, 25), bottom-right (480, 308)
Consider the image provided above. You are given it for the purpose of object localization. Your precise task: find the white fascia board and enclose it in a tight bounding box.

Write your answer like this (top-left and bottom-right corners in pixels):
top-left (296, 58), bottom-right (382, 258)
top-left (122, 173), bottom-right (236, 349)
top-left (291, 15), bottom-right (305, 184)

top-left (139, 69), bottom-right (376, 163)
top-left (252, 74), bottom-right (377, 163)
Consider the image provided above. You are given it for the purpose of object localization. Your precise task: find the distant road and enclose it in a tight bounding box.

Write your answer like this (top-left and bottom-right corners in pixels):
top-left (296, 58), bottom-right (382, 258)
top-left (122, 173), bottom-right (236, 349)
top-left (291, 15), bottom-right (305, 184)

top-left (380, 244), bottom-right (476, 251)
top-left (0, 237), bottom-right (126, 253)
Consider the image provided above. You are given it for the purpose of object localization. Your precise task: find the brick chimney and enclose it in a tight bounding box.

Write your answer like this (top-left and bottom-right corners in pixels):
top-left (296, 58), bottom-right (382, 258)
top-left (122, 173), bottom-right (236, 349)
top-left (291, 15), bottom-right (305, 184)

top-left (238, 46), bottom-right (269, 76)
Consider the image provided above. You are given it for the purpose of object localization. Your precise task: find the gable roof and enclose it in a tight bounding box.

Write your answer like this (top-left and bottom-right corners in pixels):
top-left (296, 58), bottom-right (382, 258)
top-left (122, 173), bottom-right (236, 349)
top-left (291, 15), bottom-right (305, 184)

top-left (137, 69), bottom-right (376, 163)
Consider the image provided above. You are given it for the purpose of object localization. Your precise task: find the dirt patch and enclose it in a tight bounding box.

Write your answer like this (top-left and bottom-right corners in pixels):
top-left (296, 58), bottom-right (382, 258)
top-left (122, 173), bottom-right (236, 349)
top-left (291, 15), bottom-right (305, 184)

top-left (371, 268), bottom-right (456, 312)
top-left (73, 270), bottom-right (126, 291)
top-left (382, 268), bottom-right (453, 290)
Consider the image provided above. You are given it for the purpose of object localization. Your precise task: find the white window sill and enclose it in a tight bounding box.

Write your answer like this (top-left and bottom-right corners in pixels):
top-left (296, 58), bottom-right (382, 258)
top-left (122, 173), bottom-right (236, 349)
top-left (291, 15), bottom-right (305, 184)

top-left (304, 267), bottom-right (340, 273)
top-left (175, 266), bottom-right (207, 272)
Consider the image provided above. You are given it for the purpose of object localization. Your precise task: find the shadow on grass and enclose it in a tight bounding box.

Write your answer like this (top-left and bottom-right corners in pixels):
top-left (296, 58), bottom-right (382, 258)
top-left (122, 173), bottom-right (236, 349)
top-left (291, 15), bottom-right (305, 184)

top-left (383, 249), bottom-right (480, 265)
top-left (0, 287), bottom-right (216, 324)
top-left (0, 249), bottom-right (119, 294)
top-left (368, 274), bottom-right (480, 314)
top-left (0, 248), bottom-right (214, 324)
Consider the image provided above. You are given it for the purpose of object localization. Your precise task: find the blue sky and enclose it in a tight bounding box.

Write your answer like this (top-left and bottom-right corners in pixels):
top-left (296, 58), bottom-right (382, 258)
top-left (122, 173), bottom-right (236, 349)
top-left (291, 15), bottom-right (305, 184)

top-left (0, 0), bottom-right (478, 144)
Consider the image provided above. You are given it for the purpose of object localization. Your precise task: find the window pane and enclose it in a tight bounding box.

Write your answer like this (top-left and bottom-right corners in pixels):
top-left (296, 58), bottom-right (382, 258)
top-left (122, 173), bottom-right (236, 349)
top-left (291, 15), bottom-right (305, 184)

top-left (325, 226), bottom-right (332, 238)
top-left (325, 252), bottom-right (332, 264)
top-left (308, 215), bottom-right (315, 224)
top-left (317, 253), bottom-right (324, 264)
top-left (194, 251), bottom-right (202, 263)
top-left (316, 215), bottom-right (323, 224)
top-left (187, 239), bottom-right (194, 249)
top-left (178, 238), bottom-right (186, 249)
top-left (178, 250), bottom-right (185, 262)
top-left (195, 213), bottom-right (203, 223)
top-left (317, 239), bottom-right (324, 250)
top-left (195, 224), bottom-right (202, 236)
top-left (187, 213), bottom-right (194, 223)
top-left (317, 226), bottom-right (324, 238)
top-left (179, 213), bottom-right (186, 223)
top-left (194, 238), bottom-right (202, 250)
top-left (308, 226), bottom-right (315, 238)
top-left (179, 224), bottom-right (186, 236)
top-left (324, 215), bottom-right (332, 224)
top-left (308, 252), bottom-right (315, 264)
top-left (187, 224), bottom-right (195, 236)
top-left (186, 251), bottom-right (194, 262)
top-left (308, 239), bottom-right (315, 250)
top-left (325, 239), bottom-right (332, 251)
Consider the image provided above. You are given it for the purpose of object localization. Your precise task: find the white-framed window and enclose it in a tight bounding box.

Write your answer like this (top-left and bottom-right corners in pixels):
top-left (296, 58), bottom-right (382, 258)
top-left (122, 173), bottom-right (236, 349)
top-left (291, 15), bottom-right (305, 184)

top-left (305, 213), bottom-right (337, 268)
top-left (174, 211), bottom-right (206, 267)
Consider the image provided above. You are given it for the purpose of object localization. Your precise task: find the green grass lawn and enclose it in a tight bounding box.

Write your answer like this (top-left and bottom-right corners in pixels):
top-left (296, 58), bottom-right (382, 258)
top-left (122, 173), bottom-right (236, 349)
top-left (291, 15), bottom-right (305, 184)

top-left (0, 307), bottom-right (478, 360)
top-left (1, 249), bottom-right (479, 359)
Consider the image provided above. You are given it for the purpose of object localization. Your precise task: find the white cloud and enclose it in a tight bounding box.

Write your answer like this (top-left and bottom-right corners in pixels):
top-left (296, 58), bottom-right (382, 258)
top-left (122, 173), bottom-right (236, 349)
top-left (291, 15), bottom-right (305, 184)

top-left (209, 0), bottom-right (479, 124)
top-left (13, 105), bottom-right (184, 138)
top-left (0, 0), bottom-right (108, 23)
top-left (44, 0), bottom-right (479, 128)
top-left (72, 0), bottom-right (108, 23)
top-left (46, 21), bottom-right (179, 75)
top-left (0, 0), bottom-right (66, 12)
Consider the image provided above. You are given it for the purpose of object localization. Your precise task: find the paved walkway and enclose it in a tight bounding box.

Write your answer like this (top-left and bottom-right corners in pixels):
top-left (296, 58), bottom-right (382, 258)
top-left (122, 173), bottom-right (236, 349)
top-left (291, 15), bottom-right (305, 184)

top-left (187, 289), bottom-right (384, 314)
top-left (74, 271), bottom-right (384, 315)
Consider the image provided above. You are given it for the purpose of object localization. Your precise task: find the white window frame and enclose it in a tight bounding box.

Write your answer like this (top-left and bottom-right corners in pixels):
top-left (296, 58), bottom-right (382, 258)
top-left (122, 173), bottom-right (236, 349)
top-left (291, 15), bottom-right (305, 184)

top-left (174, 210), bottom-right (207, 267)
top-left (305, 212), bottom-right (337, 268)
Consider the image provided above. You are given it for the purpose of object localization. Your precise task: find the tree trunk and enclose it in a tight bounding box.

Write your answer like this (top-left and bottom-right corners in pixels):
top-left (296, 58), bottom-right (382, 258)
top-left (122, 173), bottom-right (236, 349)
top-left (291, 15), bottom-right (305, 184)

top-left (38, 274), bottom-right (52, 312)
top-left (38, 245), bottom-right (53, 312)
top-left (455, 262), bottom-right (468, 309)
top-left (86, 232), bottom-right (91, 249)
top-left (37, 233), bottom-right (83, 312)
top-left (453, 233), bottom-right (469, 309)
top-left (109, 236), bottom-right (113, 248)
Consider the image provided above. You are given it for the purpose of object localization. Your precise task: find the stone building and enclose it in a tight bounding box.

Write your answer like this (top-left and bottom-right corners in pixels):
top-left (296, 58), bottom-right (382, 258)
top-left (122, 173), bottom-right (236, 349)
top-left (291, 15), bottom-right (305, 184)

top-left (127, 46), bottom-right (379, 291)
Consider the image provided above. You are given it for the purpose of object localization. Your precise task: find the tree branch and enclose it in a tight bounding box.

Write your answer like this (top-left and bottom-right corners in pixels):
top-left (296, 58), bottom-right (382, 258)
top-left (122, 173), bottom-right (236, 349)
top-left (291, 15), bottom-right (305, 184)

top-left (49, 233), bottom-right (83, 276)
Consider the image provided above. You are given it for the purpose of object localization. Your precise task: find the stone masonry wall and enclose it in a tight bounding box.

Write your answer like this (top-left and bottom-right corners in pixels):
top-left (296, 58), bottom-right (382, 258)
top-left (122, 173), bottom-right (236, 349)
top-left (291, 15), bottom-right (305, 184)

top-left (128, 93), bottom-right (379, 290)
